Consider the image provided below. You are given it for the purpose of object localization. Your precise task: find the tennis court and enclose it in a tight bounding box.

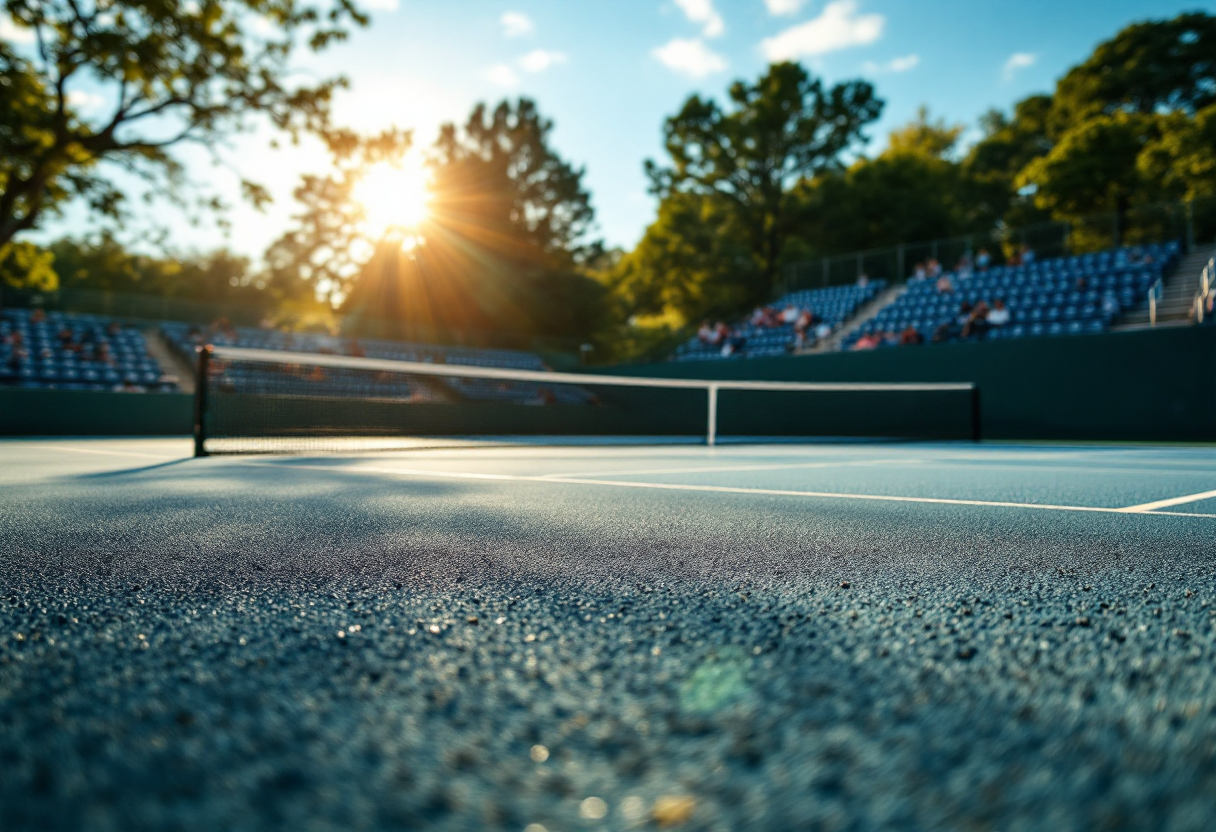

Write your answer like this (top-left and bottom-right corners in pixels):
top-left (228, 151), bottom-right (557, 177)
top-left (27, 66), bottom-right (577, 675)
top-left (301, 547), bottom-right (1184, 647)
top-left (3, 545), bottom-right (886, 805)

top-left (4, 435), bottom-right (1216, 830)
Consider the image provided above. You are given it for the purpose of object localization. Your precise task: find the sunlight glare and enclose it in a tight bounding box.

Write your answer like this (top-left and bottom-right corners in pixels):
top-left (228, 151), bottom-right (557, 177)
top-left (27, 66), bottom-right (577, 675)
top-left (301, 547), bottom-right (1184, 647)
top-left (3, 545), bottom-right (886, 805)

top-left (354, 157), bottom-right (431, 238)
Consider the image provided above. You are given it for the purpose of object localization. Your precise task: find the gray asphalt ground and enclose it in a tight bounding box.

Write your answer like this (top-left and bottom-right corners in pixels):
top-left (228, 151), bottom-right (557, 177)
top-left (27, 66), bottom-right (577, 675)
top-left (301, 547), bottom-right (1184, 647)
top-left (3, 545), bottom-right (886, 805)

top-left (3, 437), bottom-right (1216, 832)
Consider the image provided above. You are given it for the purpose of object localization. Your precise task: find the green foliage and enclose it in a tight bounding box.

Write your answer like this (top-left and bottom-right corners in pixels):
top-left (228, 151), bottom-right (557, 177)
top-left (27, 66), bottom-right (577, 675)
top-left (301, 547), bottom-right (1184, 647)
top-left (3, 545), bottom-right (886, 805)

top-left (1019, 111), bottom-right (1158, 219)
top-left (608, 192), bottom-right (754, 322)
top-left (1013, 12), bottom-right (1216, 234)
top-left (797, 108), bottom-right (992, 255)
top-left (0, 239), bottom-right (57, 289)
top-left (43, 233), bottom-right (273, 309)
top-left (330, 99), bottom-right (606, 342)
top-left (431, 99), bottom-right (599, 269)
top-left (1051, 12), bottom-right (1216, 130)
top-left (264, 127), bottom-right (413, 305)
top-left (886, 107), bottom-right (964, 159)
top-left (1139, 103), bottom-right (1216, 202)
top-left (0, 0), bottom-right (369, 248)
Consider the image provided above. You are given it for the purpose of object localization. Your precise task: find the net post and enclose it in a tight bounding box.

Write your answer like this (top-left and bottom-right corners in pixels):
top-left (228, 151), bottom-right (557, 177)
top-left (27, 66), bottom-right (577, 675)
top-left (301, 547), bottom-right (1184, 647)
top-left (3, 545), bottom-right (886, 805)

top-left (706, 384), bottom-right (719, 446)
top-left (193, 345), bottom-right (211, 458)
top-left (970, 384), bottom-right (982, 443)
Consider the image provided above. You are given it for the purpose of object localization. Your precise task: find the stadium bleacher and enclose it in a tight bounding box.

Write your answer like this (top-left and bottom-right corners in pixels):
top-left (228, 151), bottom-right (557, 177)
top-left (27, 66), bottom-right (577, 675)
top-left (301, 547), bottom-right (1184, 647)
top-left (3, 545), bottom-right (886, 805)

top-left (674, 280), bottom-right (886, 361)
top-left (842, 242), bottom-right (1179, 350)
top-left (0, 309), bottom-right (178, 392)
top-left (162, 322), bottom-right (591, 405)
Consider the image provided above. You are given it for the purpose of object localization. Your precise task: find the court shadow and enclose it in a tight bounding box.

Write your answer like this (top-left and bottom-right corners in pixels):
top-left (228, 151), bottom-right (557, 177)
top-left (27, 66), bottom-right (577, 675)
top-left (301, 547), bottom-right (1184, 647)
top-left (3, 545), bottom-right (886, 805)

top-left (73, 458), bottom-right (194, 479)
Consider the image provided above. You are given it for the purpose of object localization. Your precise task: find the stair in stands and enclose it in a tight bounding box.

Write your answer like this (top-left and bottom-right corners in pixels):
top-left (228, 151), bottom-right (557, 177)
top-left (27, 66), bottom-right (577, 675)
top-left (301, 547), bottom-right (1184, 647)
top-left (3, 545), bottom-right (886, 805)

top-left (1113, 246), bottom-right (1214, 330)
top-left (144, 328), bottom-right (195, 394)
top-left (809, 283), bottom-right (907, 353)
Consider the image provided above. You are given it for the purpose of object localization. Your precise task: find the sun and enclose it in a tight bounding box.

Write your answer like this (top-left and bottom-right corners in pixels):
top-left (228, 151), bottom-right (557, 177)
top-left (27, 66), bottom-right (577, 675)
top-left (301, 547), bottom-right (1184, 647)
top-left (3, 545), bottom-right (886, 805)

top-left (354, 156), bottom-right (432, 238)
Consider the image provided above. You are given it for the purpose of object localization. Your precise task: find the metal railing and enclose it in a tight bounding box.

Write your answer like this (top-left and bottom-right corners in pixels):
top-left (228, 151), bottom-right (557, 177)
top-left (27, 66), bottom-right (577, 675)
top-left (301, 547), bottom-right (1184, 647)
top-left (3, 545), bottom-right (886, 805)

top-left (1194, 248), bottom-right (1215, 324)
top-left (779, 197), bottom-right (1214, 296)
top-left (1148, 278), bottom-right (1164, 326)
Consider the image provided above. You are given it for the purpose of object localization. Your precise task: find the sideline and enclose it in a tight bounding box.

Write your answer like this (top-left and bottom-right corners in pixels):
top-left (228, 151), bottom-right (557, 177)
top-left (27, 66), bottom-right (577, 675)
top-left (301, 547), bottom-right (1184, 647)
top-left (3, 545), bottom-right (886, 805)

top-left (241, 459), bottom-right (1216, 520)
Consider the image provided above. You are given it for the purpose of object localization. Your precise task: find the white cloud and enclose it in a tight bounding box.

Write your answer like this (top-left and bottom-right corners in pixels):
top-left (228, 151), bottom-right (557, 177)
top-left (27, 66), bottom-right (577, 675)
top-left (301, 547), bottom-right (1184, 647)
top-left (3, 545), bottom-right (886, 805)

top-left (519, 49), bottom-right (567, 73)
top-left (675, 0), bottom-right (724, 39)
top-left (653, 37), bottom-right (727, 78)
top-left (486, 63), bottom-right (521, 87)
top-left (501, 11), bottom-right (534, 38)
top-left (764, 0), bottom-right (805, 15)
top-left (362, 0), bottom-right (399, 10)
top-left (760, 0), bottom-right (884, 61)
top-left (862, 53), bottom-right (919, 74)
top-left (0, 17), bottom-right (35, 44)
top-left (1003, 52), bottom-right (1037, 80)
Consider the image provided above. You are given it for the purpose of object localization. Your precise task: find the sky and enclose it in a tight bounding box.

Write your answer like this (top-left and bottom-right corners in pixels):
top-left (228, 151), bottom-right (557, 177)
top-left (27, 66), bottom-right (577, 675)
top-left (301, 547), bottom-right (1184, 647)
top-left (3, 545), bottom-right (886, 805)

top-left (12, 0), bottom-right (1208, 261)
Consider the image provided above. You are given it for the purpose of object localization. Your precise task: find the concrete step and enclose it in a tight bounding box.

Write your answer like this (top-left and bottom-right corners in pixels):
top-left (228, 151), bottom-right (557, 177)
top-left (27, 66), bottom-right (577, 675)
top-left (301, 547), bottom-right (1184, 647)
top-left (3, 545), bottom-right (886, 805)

top-left (144, 328), bottom-right (195, 394)
top-left (807, 283), bottom-right (906, 353)
top-left (1112, 248), bottom-right (1213, 330)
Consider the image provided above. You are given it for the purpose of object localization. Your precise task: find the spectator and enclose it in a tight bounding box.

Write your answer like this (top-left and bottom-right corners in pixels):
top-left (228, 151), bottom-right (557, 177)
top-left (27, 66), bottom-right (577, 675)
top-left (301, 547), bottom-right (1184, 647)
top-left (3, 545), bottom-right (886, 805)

top-left (780, 303), bottom-right (800, 325)
top-left (31, 308), bottom-right (46, 323)
top-left (987, 299), bottom-right (1011, 328)
top-left (852, 332), bottom-right (881, 350)
top-left (976, 247), bottom-right (992, 271)
top-left (856, 272), bottom-right (870, 288)
top-left (913, 262), bottom-right (928, 280)
top-left (899, 326), bottom-right (924, 345)
top-left (721, 332), bottom-right (747, 357)
top-left (927, 258), bottom-right (943, 278)
top-left (932, 322), bottom-right (955, 343)
top-left (956, 253), bottom-right (973, 279)
top-left (749, 307), bottom-right (768, 327)
top-left (936, 273), bottom-right (955, 294)
top-left (713, 321), bottom-right (730, 345)
top-left (814, 321), bottom-right (832, 340)
top-left (697, 321), bottom-right (714, 345)
top-left (962, 300), bottom-right (990, 339)
top-left (793, 310), bottom-right (815, 348)
top-left (1101, 293), bottom-right (1121, 318)
top-left (1021, 244), bottom-right (1036, 265)
top-left (956, 301), bottom-right (974, 328)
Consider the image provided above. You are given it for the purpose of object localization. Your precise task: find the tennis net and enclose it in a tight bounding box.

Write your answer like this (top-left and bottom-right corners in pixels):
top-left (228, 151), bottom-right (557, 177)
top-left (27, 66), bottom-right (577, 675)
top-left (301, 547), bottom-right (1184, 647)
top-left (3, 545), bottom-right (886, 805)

top-left (193, 345), bottom-right (979, 456)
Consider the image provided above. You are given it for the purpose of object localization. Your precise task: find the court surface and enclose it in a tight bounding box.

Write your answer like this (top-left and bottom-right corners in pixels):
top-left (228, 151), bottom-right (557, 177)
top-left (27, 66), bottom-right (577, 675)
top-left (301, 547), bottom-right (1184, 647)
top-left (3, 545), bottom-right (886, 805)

top-left (3, 437), bottom-right (1216, 831)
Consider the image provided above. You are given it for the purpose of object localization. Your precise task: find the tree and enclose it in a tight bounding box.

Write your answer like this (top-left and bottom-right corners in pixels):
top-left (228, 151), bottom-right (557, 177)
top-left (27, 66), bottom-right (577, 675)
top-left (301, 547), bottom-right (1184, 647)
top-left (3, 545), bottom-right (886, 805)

top-left (1017, 112), bottom-right (1159, 243)
top-left (343, 99), bottom-right (605, 340)
top-left (263, 127), bottom-right (412, 306)
top-left (0, 0), bottom-right (369, 253)
top-left (1051, 12), bottom-right (1216, 131)
top-left (790, 108), bottom-right (995, 258)
top-left (964, 95), bottom-right (1054, 227)
top-left (645, 62), bottom-right (882, 299)
top-left (45, 232), bottom-right (271, 307)
top-left (0, 239), bottom-right (56, 289)
top-left (609, 192), bottom-right (754, 322)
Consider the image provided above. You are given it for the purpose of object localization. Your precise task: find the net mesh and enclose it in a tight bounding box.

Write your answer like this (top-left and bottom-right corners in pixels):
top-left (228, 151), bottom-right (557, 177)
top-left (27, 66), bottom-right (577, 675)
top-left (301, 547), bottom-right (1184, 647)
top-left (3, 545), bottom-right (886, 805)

top-left (196, 347), bottom-right (977, 455)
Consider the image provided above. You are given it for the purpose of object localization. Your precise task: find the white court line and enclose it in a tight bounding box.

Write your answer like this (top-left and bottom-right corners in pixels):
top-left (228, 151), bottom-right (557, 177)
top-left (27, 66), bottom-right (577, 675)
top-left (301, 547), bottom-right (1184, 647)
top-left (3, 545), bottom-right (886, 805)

top-left (538, 458), bottom-right (923, 479)
top-left (39, 445), bottom-right (182, 460)
top-left (1119, 489), bottom-right (1216, 513)
top-left (240, 460), bottom-right (1216, 520)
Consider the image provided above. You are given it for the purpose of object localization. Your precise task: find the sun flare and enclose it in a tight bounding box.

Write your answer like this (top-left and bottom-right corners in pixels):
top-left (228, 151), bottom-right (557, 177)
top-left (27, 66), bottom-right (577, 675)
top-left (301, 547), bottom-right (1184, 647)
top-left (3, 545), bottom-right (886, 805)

top-left (354, 156), bottom-right (432, 237)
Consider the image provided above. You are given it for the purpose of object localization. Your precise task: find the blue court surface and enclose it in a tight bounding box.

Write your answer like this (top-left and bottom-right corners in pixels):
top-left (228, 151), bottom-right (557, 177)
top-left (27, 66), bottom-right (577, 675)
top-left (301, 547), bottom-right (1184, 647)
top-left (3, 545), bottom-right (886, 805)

top-left (3, 437), bottom-right (1216, 831)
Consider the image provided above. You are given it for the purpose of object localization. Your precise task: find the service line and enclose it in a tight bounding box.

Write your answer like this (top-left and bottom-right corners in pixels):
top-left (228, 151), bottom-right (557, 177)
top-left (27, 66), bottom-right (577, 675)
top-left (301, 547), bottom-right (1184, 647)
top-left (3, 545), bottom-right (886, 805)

top-left (239, 459), bottom-right (1216, 520)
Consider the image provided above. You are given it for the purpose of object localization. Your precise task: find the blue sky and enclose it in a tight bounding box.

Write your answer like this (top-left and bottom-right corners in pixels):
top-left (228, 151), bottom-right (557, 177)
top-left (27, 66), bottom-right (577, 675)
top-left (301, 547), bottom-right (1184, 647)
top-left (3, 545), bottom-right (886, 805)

top-left (16, 0), bottom-right (1206, 259)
